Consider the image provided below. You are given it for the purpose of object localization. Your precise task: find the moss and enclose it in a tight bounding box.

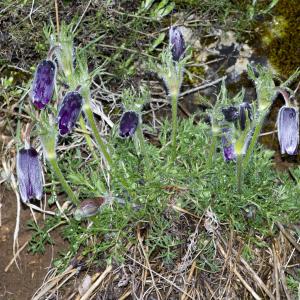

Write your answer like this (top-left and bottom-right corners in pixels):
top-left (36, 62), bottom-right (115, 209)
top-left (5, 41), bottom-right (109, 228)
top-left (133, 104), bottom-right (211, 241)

top-left (261, 0), bottom-right (300, 77)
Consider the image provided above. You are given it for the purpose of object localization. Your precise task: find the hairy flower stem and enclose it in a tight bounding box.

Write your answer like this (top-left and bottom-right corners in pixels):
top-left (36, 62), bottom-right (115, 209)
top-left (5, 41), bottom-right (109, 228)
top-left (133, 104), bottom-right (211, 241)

top-left (171, 93), bottom-right (178, 161)
top-left (83, 104), bottom-right (112, 167)
top-left (79, 116), bottom-right (98, 161)
top-left (81, 99), bottom-right (129, 190)
top-left (208, 133), bottom-right (218, 168)
top-left (243, 111), bottom-right (267, 169)
top-left (236, 154), bottom-right (243, 194)
top-left (48, 157), bottom-right (79, 205)
top-left (136, 124), bottom-right (146, 157)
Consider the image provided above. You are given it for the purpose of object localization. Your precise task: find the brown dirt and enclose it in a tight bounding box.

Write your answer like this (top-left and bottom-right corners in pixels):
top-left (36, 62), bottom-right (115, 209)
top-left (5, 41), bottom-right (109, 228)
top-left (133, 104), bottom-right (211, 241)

top-left (0, 185), bottom-right (66, 300)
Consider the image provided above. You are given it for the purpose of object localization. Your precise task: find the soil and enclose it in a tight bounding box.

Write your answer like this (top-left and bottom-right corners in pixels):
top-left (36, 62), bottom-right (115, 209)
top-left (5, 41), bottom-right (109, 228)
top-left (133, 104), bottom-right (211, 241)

top-left (0, 185), bottom-right (67, 300)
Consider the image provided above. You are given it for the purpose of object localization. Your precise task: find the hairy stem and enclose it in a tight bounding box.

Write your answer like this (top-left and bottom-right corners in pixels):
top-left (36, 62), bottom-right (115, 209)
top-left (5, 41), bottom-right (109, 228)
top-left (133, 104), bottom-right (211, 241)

top-left (236, 154), bottom-right (243, 194)
top-left (243, 111), bottom-right (266, 169)
top-left (48, 158), bottom-right (79, 205)
top-left (81, 96), bottom-right (129, 190)
top-left (79, 116), bottom-right (98, 161)
top-left (83, 104), bottom-right (112, 167)
top-left (208, 133), bottom-right (218, 168)
top-left (171, 93), bottom-right (178, 161)
top-left (135, 123), bottom-right (146, 157)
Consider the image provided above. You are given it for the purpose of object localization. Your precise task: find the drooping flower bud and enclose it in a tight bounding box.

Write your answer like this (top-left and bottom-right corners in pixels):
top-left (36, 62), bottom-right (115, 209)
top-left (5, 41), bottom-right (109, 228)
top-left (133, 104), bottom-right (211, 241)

top-left (222, 103), bottom-right (252, 131)
top-left (57, 91), bottom-right (83, 136)
top-left (119, 111), bottom-right (139, 138)
top-left (221, 128), bottom-right (236, 162)
top-left (222, 106), bottom-right (239, 122)
top-left (169, 26), bottom-right (185, 62)
top-left (31, 60), bottom-right (56, 109)
top-left (239, 102), bottom-right (252, 131)
top-left (277, 106), bottom-right (299, 155)
top-left (74, 197), bottom-right (105, 221)
top-left (16, 147), bottom-right (43, 203)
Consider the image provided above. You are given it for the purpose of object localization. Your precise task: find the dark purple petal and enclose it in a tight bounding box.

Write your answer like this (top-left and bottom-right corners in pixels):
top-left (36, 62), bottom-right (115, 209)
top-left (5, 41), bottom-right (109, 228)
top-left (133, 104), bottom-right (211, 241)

top-left (222, 103), bottom-right (252, 131)
top-left (31, 60), bottom-right (56, 109)
top-left (277, 106), bottom-right (299, 155)
top-left (57, 91), bottom-right (83, 136)
top-left (119, 111), bottom-right (139, 138)
top-left (169, 26), bottom-right (185, 62)
top-left (222, 106), bottom-right (239, 122)
top-left (74, 197), bottom-right (105, 220)
top-left (221, 128), bottom-right (236, 162)
top-left (239, 102), bottom-right (252, 131)
top-left (16, 147), bottom-right (43, 203)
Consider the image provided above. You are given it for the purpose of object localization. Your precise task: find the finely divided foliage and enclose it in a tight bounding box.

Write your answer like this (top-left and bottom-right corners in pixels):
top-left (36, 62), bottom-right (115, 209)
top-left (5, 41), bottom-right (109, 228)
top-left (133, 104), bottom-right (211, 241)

top-left (12, 5), bottom-right (300, 297)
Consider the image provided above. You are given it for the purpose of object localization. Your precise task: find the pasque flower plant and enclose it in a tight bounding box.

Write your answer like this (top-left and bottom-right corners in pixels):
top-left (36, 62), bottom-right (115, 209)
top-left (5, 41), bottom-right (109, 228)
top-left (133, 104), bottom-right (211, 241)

top-left (152, 26), bottom-right (188, 160)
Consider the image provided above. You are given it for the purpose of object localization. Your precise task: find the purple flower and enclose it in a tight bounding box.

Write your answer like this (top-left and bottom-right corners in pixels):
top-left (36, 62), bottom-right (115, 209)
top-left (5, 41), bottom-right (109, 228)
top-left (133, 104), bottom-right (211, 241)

top-left (277, 106), bottom-right (299, 155)
top-left (239, 102), bottom-right (252, 131)
top-left (222, 106), bottom-right (239, 122)
top-left (57, 91), bottom-right (83, 136)
top-left (74, 197), bottom-right (105, 220)
top-left (222, 103), bottom-right (252, 131)
top-left (169, 26), bottom-right (185, 62)
top-left (31, 60), bottom-right (56, 109)
top-left (221, 128), bottom-right (236, 162)
top-left (119, 111), bottom-right (139, 138)
top-left (17, 147), bottom-right (43, 203)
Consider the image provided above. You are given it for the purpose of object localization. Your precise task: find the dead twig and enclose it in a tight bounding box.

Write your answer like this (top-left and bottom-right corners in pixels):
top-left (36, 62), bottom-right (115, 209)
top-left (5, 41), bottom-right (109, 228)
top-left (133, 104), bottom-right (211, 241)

top-left (179, 76), bottom-right (226, 98)
top-left (216, 239), bottom-right (261, 300)
top-left (80, 265), bottom-right (113, 300)
top-left (54, 0), bottom-right (59, 35)
top-left (272, 244), bottom-right (280, 300)
top-left (217, 232), bottom-right (275, 299)
top-left (4, 240), bottom-right (29, 272)
top-left (125, 254), bottom-right (194, 299)
top-left (137, 225), bottom-right (162, 300)
top-left (276, 222), bottom-right (300, 253)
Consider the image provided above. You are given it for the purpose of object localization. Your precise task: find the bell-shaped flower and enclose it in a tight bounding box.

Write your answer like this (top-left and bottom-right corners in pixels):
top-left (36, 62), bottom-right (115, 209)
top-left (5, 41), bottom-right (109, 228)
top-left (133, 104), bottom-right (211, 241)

top-left (222, 106), bottom-right (239, 123)
top-left (277, 106), bottom-right (299, 155)
top-left (57, 91), bottom-right (83, 136)
top-left (221, 128), bottom-right (236, 162)
top-left (239, 102), bottom-right (252, 131)
top-left (31, 60), bottom-right (56, 109)
top-left (169, 26), bottom-right (185, 62)
top-left (222, 103), bottom-right (252, 131)
top-left (74, 197), bottom-right (105, 221)
top-left (119, 111), bottom-right (139, 138)
top-left (17, 147), bottom-right (43, 203)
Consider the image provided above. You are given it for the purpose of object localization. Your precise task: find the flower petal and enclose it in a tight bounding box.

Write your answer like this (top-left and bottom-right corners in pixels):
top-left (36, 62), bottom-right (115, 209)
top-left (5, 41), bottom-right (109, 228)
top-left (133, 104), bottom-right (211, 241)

top-left (57, 91), bottom-right (83, 136)
top-left (119, 111), bottom-right (139, 138)
top-left (17, 147), bottom-right (43, 203)
top-left (239, 102), bottom-right (252, 131)
top-left (221, 128), bottom-right (236, 162)
top-left (31, 60), bottom-right (56, 109)
top-left (169, 26), bottom-right (185, 62)
top-left (222, 106), bottom-right (239, 122)
top-left (277, 106), bottom-right (299, 155)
